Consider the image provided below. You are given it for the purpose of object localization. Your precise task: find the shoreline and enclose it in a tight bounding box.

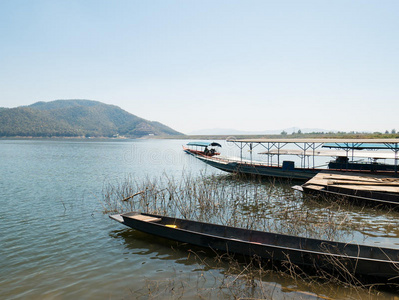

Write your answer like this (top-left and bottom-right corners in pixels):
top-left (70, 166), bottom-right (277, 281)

top-left (2, 132), bottom-right (399, 141)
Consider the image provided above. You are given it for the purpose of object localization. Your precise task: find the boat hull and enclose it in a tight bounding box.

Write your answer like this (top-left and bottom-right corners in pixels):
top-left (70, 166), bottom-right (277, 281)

top-left (188, 152), bottom-right (398, 181)
top-left (196, 155), bottom-right (318, 181)
top-left (299, 171), bottom-right (399, 208)
top-left (111, 212), bottom-right (399, 284)
top-left (302, 185), bottom-right (399, 209)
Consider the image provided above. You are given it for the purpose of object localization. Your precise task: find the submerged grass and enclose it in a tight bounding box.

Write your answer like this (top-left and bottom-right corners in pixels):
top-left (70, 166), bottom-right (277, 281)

top-left (128, 248), bottom-right (386, 300)
top-left (103, 172), bottom-right (399, 298)
top-left (103, 172), bottom-right (358, 241)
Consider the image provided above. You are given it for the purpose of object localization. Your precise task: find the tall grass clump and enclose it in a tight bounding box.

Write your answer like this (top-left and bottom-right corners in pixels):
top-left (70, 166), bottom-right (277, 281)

top-left (103, 172), bottom-right (399, 297)
top-left (103, 172), bottom-right (363, 242)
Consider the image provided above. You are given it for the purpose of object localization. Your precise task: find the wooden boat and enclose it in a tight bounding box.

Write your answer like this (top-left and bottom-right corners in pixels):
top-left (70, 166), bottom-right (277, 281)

top-left (185, 138), bottom-right (399, 181)
top-left (183, 141), bottom-right (221, 157)
top-left (294, 171), bottom-right (399, 208)
top-left (110, 211), bottom-right (399, 284)
top-left (194, 154), bottom-right (319, 180)
top-left (323, 142), bottom-right (399, 172)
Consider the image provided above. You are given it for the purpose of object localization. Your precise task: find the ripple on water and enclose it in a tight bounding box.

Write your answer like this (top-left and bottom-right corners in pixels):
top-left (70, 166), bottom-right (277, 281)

top-left (2, 140), bottom-right (399, 299)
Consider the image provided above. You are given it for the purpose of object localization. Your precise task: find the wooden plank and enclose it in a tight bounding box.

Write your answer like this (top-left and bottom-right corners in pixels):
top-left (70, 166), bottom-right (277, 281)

top-left (327, 180), bottom-right (399, 187)
top-left (323, 175), bottom-right (399, 184)
top-left (313, 172), bottom-right (399, 185)
top-left (303, 171), bottom-right (399, 194)
top-left (322, 174), bottom-right (381, 181)
top-left (305, 176), bottom-right (331, 186)
top-left (332, 185), bottom-right (399, 193)
top-left (127, 214), bottom-right (162, 222)
top-left (304, 184), bottom-right (325, 190)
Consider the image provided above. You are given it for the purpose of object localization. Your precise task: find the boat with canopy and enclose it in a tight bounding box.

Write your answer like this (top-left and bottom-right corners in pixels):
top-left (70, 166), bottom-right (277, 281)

top-left (184, 138), bottom-right (399, 180)
top-left (183, 141), bottom-right (222, 157)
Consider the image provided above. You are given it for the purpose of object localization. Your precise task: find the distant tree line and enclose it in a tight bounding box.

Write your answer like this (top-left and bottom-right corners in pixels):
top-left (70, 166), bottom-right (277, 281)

top-left (279, 130), bottom-right (399, 139)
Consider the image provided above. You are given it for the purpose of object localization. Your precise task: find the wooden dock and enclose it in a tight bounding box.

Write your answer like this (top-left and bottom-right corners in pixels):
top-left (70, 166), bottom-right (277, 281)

top-left (299, 171), bottom-right (399, 207)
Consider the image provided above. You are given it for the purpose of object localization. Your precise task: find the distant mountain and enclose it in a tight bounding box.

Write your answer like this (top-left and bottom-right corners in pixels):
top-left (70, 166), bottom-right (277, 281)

top-left (189, 127), bottom-right (333, 135)
top-left (0, 99), bottom-right (182, 138)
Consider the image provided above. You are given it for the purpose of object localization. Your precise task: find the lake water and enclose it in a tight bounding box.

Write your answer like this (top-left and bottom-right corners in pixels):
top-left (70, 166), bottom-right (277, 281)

top-left (1, 139), bottom-right (399, 299)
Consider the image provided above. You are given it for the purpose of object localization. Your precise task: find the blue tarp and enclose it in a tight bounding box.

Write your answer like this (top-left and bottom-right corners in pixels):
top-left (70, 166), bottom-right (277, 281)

top-left (187, 141), bottom-right (222, 147)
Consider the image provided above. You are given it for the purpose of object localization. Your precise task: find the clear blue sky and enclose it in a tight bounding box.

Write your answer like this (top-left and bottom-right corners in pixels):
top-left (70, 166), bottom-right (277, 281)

top-left (1, 0), bottom-right (398, 134)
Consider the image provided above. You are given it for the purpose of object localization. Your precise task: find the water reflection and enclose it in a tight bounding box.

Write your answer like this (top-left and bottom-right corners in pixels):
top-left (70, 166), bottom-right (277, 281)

top-left (110, 228), bottom-right (217, 263)
top-left (110, 227), bottom-right (398, 299)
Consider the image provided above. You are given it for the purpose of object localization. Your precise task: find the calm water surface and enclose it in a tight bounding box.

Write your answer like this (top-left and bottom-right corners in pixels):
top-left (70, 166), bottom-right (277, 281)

top-left (1, 139), bottom-right (399, 299)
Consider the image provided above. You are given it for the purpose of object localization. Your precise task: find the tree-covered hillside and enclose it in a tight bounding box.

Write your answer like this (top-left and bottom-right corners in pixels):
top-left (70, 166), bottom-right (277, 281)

top-left (0, 100), bottom-right (182, 138)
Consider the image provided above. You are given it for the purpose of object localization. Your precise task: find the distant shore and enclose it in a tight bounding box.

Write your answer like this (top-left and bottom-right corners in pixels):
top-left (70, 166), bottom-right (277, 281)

top-left (2, 132), bottom-right (399, 140)
top-left (155, 132), bottom-right (399, 140)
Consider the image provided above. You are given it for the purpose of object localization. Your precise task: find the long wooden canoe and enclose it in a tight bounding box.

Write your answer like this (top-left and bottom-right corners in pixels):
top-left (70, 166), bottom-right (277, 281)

top-left (110, 211), bottom-right (399, 284)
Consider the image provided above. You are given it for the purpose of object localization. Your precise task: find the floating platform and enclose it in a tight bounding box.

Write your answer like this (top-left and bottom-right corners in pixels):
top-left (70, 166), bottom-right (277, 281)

top-left (296, 171), bottom-right (399, 207)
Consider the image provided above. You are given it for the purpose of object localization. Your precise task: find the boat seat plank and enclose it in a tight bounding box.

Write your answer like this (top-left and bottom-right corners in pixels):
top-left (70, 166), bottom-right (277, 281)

top-left (304, 184), bottom-right (325, 190)
top-left (323, 176), bottom-right (399, 184)
top-left (126, 215), bottom-right (162, 222)
top-left (332, 185), bottom-right (399, 193)
top-left (327, 180), bottom-right (399, 187)
top-left (320, 171), bottom-right (399, 181)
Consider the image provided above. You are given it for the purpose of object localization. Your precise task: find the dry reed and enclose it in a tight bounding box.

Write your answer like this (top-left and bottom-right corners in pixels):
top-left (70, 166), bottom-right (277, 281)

top-left (103, 172), bottom-right (359, 241)
top-left (103, 172), bottom-right (397, 298)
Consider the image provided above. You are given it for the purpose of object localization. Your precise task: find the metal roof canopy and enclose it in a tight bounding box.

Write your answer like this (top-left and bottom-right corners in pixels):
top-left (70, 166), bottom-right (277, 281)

top-left (323, 143), bottom-right (395, 150)
top-left (259, 149), bottom-right (397, 159)
top-left (187, 141), bottom-right (222, 147)
top-left (226, 138), bottom-right (399, 172)
top-left (228, 138), bottom-right (399, 144)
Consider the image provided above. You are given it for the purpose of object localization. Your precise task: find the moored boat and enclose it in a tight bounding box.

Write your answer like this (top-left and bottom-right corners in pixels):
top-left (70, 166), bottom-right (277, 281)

top-left (184, 138), bottom-right (399, 180)
top-left (183, 141), bottom-right (222, 157)
top-left (110, 211), bottom-right (399, 284)
top-left (294, 171), bottom-right (399, 208)
top-left (194, 154), bottom-right (319, 180)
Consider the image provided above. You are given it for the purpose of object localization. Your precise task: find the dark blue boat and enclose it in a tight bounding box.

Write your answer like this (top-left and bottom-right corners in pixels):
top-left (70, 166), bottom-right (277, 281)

top-left (184, 138), bottom-right (399, 180)
top-left (110, 211), bottom-right (399, 284)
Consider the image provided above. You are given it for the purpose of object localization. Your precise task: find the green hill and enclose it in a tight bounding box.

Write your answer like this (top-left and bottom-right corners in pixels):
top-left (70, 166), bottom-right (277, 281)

top-left (0, 99), bottom-right (182, 138)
